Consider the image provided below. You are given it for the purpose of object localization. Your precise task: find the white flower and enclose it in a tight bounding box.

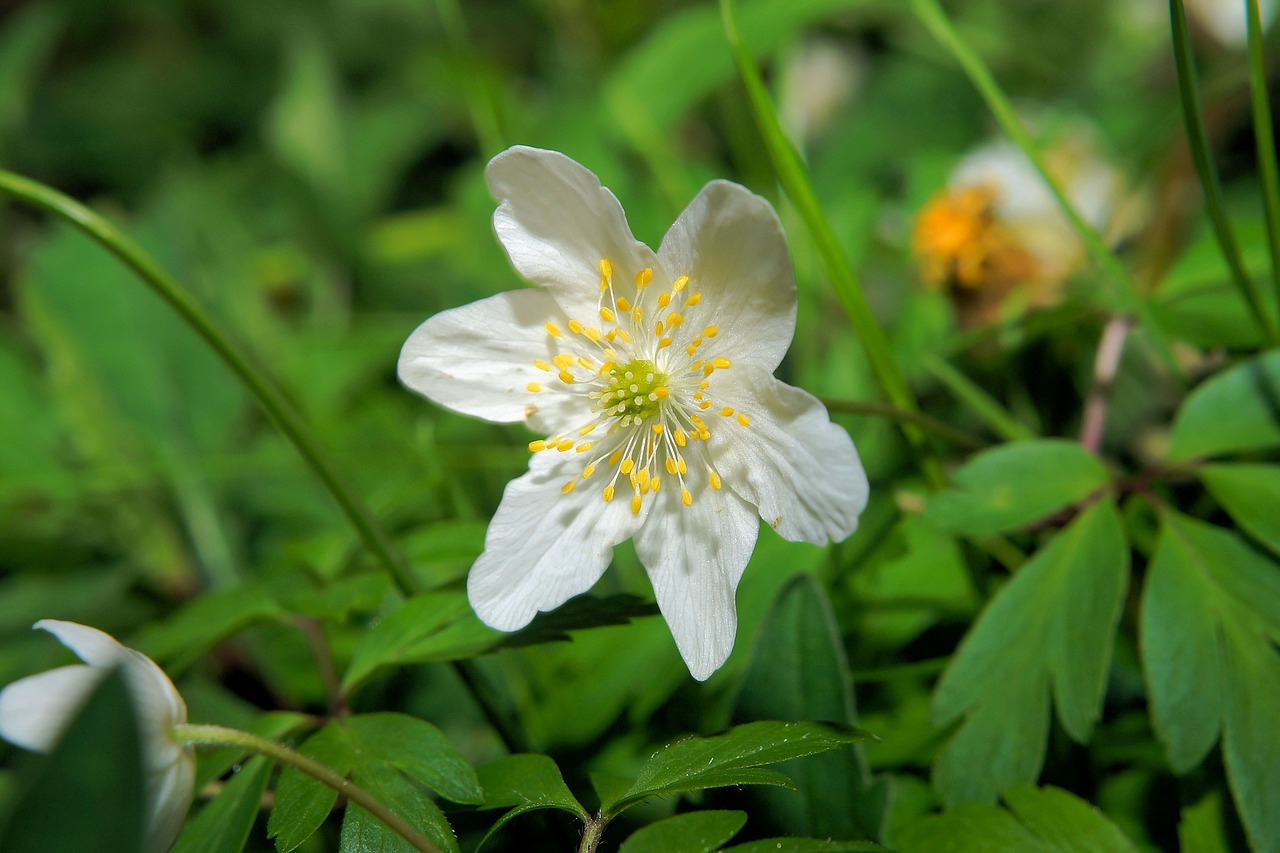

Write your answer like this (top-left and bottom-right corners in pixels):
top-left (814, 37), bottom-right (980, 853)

top-left (1184, 0), bottom-right (1275, 46)
top-left (399, 146), bottom-right (868, 680)
top-left (0, 620), bottom-right (195, 852)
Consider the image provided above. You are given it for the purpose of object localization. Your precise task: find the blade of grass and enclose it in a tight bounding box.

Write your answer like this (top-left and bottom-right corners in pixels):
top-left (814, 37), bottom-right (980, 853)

top-left (1168, 0), bottom-right (1278, 344)
top-left (921, 354), bottom-right (1035, 443)
top-left (909, 0), bottom-right (1192, 371)
top-left (821, 396), bottom-right (987, 451)
top-left (719, 0), bottom-right (944, 489)
top-left (0, 169), bottom-right (422, 597)
top-left (1246, 0), bottom-right (1280, 322)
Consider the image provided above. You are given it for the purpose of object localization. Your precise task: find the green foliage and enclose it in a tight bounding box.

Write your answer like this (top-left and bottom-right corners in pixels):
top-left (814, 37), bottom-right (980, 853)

top-left (1167, 349), bottom-right (1280, 462)
top-left (173, 757), bottom-right (271, 853)
top-left (617, 810), bottom-right (747, 853)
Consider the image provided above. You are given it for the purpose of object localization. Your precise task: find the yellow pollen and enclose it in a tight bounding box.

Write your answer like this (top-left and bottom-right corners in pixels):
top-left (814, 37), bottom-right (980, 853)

top-left (577, 356), bottom-right (594, 369)
top-left (665, 458), bottom-right (677, 475)
top-left (654, 321), bottom-right (665, 336)
top-left (667, 313), bottom-right (684, 327)
top-left (687, 292), bottom-right (702, 305)
top-left (633, 306), bottom-right (644, 323)
top-left (686, 345), bottom-right (698, 356)
top-left (631, 494), bottom-right (643, 514)
top-left (693, 392), bottom-right (703, 401)
top-left (579, 424), bottom-right (595, 436)
top-left (658, 292), bottom-right (671, 309)
top-left (658, 337), bottom-right (673, 348)
top-left (605, 330), bottom-right (618, 342)
top-left (736, 413), bottom-right (750, 427)
top-left (616, 297), bottom-right (631, 311)
top-left (709, 471), bottom-right (722, 490)
top-left (713, 357), bottom-right (732, 369)
top-left (561, 480), bottom-right (576, 494)
top-left (699, 381), bottom-right (709, 390)
top-left (681, 487), bottom-right (693, 507)
top-left (553, 353), bottom-right (575, 368)
top-left (528, 440), bottom-right (547, 452)
top-left (638, 468), bottom-right (650, 489)
top-left (527, 382), bottom-right (542, 392)
top-left (652, 476), bottom-right (662, 492)
top-left (635, 268), bottom-right (653, 288)
top-left (620, 458), bottom-right (635, 474)
top-left (599, 307), bottom-right (615, 322)
top-left (655, 386), bottom-right (669, 398)
top-left (609, 450), bottom-right (622, 465)
top-left (674, 430), bottom-right (687, 447)
top-left (556, 439), bottom-right (574, 451)
top-left (599, 259), bottom-right (613, 278)
top-left (582, 464), bottom-right (596, 478)
top-left (567, 319), bottom-right (584, 334)
top-left (618, 329), bottom-right (632, 343)
top-left (690, 359), bottom-right (705, 372)
top-left (652, 423), bottom-right (665, 434)
top-left (603, 484), bottom-right (615, 502)
top-left (704, 325), bottom-right (718, 338)
top-left (584, 327), bottom-right (602, 342)
top-left (558, 371), bottom-right (575, 384)
top-left (545, 322), bottom-right (562, 337)
top-left (678, 458), bottom-right (687, 475)
top-left (673, 275), bottom-right (689, 292)
top-left (533, 359), bottom-right (551, 371)
top-left (699, 428), bottom-right (711, 440)
top-left (720, 406), bottom-right (734, 417)
top-left (576, 442), bottom-right (594, 453)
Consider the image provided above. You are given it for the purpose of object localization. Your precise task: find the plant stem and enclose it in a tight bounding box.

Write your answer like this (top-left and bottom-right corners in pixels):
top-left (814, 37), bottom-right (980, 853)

top-left (909, 0), bottom-right (1188, 372)
top-left (1245, 0), bottom-right (1280, 323)
top-left (719, 0), bottom-right (944, 490)
top-left (820, 396), bottom-right (985, 450)
top-left (578, 814), bottom-right (608, 853)
top-left (0, 169), bottom-right (421, 598)
top-left (921, 354), bottom-right (1034, 443)
top-left (1080, 315), bottom-right (1132, 453)
top-left (173, 723), bottom-right (441, 853)
top-left (1167, 0), bottom-right (1278, 344)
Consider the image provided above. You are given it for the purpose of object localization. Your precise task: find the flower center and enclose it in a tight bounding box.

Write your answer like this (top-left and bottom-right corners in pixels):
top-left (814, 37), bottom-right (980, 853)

top-left (525, 258), bottom-right (749, 515)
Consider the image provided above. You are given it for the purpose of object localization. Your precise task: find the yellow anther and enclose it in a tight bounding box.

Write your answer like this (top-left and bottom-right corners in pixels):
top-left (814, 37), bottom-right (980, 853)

top-left (665, 458), bottom-right (677, 475)
top-left (678, 458), bottom-right (687, 475)
top-left (582, 464), bottom-right (597, 478)
top-left (561, 480), bottom-right (576, 494)
top-left (620, 458), bottom-right (635, 474)
top-left (553, 353), bottom-right (576, 369)
top-left (652, 476), bottom-right (662, 492)
top-left (527, 382), bottom-right (542, 392)
top-left (599, 259), bottom-right (613, 278)
top-left (599, 307), bottom-right (615, 322)
top-left (600, 276), bottom-right (609, 292)
top-left (533, 359), bottom-right (552, 371)
top-left (631, 494), bottom-right (643, 514)
top-left (605, 329), bottom-right (618, 342)
top-left (709, 471), bottom-right (722, 490)
top-left (699, 380), bottom-right (709, 390)
top-left (528, 440), bottom-right (548, 452)
top-left (720, 406), bottom-right (735, 417)
top-left (635, 268), bottom-right (653, 288)
top-left (693, 392), bottom-right (703, 401)
top-left (618, 329), bottom-right (632, 343)
top-left (698, 428), bottom-right (711, 440)
top-left (667, 313), bottom-right (684, 327)
top-left (713, 357), bottom-right (732, 369)
top-left (674, 429), bottom-right (687, 447)
top-left (690, 359), bottom-right (705, 372)
top-left (584, 327), bottom-right (602, 342)
top-left (658, 292), bottom-right (671, 309)
top-left (655, 386), bottom-right (669, 398)
top-left (658, 336), bottom-right (673, 348)
top-left (603, 484), bottom-right (615, 502)
top-left (652, 423), bottom-right (665, 434)
top-left (704, 325), bottom-right (718, 338)
top-left (577, 356), bottom-right (594, 369)
top-left (686, 292), bottom-right (702, 305)
top-left (654, 321), bottom-right (665, 336)
top-left (558, 370), bottom-right (575, 384)
top-left (703, 364), bottom-right (716, 377)
top-left (576, 442), bottom-right (594, 453)
top-left (603, 347), bottom-right (618, 360)
top-left (609, 450), bottom-right (623, 466)
top-left (567, 319), bottom-right (584, 334)
top-left (616, 297), bottom-right (631, 311)
top-left (681, 487), bottom-right (693, 507)
top-left (545, 322), bottom-right (563, 337)
top-left (686, 345), bottom-right (698, 356)
top-left (699, 400), bottom-right (713, 410)
top-left (673, 275), bottom-right (689, 292)
top-left (556, 439), bottom-right (574, 452)
top-left (632, 306), bottom-right (644, 323)
top-left (736, 413), bottom-right (750, 427)
top-left (638, 468), bottom-right (650, 490)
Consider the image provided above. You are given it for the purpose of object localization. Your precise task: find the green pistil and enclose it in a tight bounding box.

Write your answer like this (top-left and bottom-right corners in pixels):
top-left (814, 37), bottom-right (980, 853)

top-left (602, 359), bottom-right (667, 422)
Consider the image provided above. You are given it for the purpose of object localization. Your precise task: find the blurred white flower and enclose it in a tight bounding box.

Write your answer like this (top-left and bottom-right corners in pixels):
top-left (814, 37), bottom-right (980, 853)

top-left (781, 38), bottom-right (865, 142)
top-left (1185, 0), bottom-right (1276, 46)
top-left (399, 146), bottom-right (867, 680)
top-left (0, 620), bottom-right (195, 852)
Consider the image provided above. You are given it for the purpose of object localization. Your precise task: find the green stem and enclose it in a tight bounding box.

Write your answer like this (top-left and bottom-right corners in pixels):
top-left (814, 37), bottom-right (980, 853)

top-left (719, 0), bottom-right (944, 489)
top-left (578, 814), bottom-right (608, 853)
top-left (920, 354), bottom-right (1034, 443)
top-left (1246, 0), bottom-right (1280, 323)
top-left (820, 396), bottom-right (986, 450)
top-left (174, 723), bottom-right (440, 853)
top-left (0, 170), bottom-right (421, 597)
top-left (1168, 0), bottom-right (1278, 343)
top-left (909, 0), bottom-right (1189, 371)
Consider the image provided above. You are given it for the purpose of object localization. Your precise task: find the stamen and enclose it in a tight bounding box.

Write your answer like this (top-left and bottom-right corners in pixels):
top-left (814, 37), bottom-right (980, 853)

top-left (736, 413), bottom-right (750, 427)
top-left (704, 325), bottom-right (718, 338)
top-left (667, 313), bottom-right (684, 327)
top-left (567, 320), bottom-right (584, 334)
top-left (712, 357), bottom-right (732, 369)
top-left (620, 459), bottom-right (635, 474)
top-left (599, 307), bottom-right (615, 322)
top-left (599, 259), bottom-right (613, 278)
top-left (709, 471), bottom-right (722, 490)
top-left (603, 485), bottom-right (615, 502)
top-left (631, 494), bottom-right (643, 513)
top-left (545, 322), bottom-right (562, 337)
top-left (553, 354), bottom-right (576, 369)
top-left (556, 439), bottom-right (574, 451)
top-left (720, 406), bottom-right (734, 417)
top-left (533, 359), bottom-right (552, 371)
top-left (527, 382), bottom-right (542, 392)
top-left (558, 371), bottom-right (575, 384)
top-left (673, 275), bottom-right (689, 292)
top-left (686, 292), bottom-right (701, 305)
top-left (652, 424), bottom-right (665, 434)
top-left (582, 465), bottom-right (597, 478)
top-left (616, 297), bottom-right (631, 311)
top-left (528, 440), bottom-right (547, 452)
top-left (681, 487), bottom-right (692, 507)
top-left (658, 292), bottom-right (671, 309)
top-left (635, 268), bottom-right (653, 288)
top-left (561, 480), bottom-right (576, 494)
top-left (576, 442), bottom-right (594, 452)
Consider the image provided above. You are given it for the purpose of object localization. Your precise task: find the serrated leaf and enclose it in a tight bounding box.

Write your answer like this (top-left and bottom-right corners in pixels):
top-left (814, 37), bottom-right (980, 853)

top-left (342, 592), bottom-right (478, 692)
top-left (1141, 512), bottom-right (1280, 852)
top-left (617, 810), bottom-right (747, 853)
top-left (608, 721), bottom-right (869, 815)
top-left (932, 501), bottom-right (1128, 804)
top-left (0, 670), bottom-right (147, 853)
top-left (342, 766), bottom-right (459, 853)
top-left (173, 756), bottom-right (271, 853)
top-left (894, 785), bottom-right (1138, 852)
top-left (735, 575), bottom-right (885, 839)
top-left (922, 440), bottom-right (1110, 535)
top-left (1199, 463), bottom-right (1280, 556)
top-left (1167, 349), bottom-right (1280, 461)
top-left (344, 714), bottom-right (483, 806)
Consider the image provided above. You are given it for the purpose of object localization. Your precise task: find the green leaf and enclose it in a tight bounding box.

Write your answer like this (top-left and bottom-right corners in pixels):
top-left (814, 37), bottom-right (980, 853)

top-left (268, 725), bottom-right (350, 853)
top-left (344, 714), bottom-right (483, 806)
top-left (132, 583), bottom-right (284, 674)
top-left (1178, 792), bottom-right (1232, 853)
top-left (721, 841), bottom-right (886, 853)
top-left (173, 756), bottom-right (271, 853)
top-left (1167, 349), bottom-right (1280, 461)
top-left (1199, 463), bottom-right (1280, 556)
top-left (343, 766), bottom-right (459, 853)
top-left (0, 670), bottom-right (147, 853)
top-left (607, 721), bottom-right (870, 815)
top-left (475, 754), bottom-right (586, 815)
top-left (268, 26), bottom-right (348, 201)
top-left (617, 810), bottom-right (747, 853)
top-left (932, 501), bottom-right (1129, 804)
top-left (1141, 512), bottom-right (1280, 851)
top-left (894, 785), bottom-right (1138, 852)
top-left (735, 575), bottom-right (885, 839)
top-left (922, 440), bottom-right (1110, 535)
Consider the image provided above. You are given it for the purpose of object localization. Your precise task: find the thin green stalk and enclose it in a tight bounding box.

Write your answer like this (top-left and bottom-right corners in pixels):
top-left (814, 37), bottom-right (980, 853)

top-left (909, 0), bottom-right (1190, 370)
top-left (1246, 0), bottom-right (1280, 322)
top-left (820, 396), bottom-right (986, 450)
top-left (432, 0), bottom-right (505, 157)
top-left (174, 723), bottom-right (441, 853)
top-left (0, 170), bottom-right (421, 597)
top-left (719, 0), bottom-right (944, 489)
top-left (1168, 0), bottom-right (1278, 342)
top-left (921, 354), bottom-right (1034, 443)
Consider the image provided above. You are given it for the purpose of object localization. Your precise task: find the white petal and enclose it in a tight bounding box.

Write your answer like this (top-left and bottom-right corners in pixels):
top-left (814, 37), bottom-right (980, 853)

top-left (467, 451), bottom-right (646, 630)
top-left (711, 366), bottom-right (868, 544)
top-left (145, 751), bottom-right (196, 853)
top-left (632, 481), bottom-right (759, 681)
top-left (0, 665), bottom-right (104, 752)
top-left (122, 649), bottom-right (188, 771)
top-left (657, 180), bottom-right (797, 372)
top-left (35, 619), bottom-right (127, 667)
top-left (486, 146), bottom-right (658, 319)
top-left (398, 287), bottom-right (581, 432)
